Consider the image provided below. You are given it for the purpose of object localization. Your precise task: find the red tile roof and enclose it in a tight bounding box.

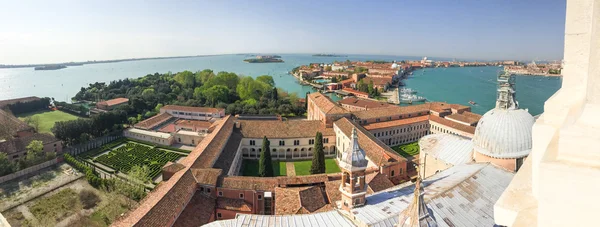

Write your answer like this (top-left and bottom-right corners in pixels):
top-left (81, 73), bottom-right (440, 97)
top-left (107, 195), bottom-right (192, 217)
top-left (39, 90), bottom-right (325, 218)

top-left (360, 77), bottom-right (392, 86)
top-left (342, 88), bottom-right (369, 96)
top-left (334, 117), bottom-right (406, 166)
top-left (429, 115), bottom-right (476, 134)
top-left (352, 105), bottom-right (430, 120)
top-left (445, 112), bottom-right (482, 125)
top-left (172, 192), bottom-right (216, 227)
top-left (338, 97), bottom-right (390, 110)
top-left (238, 120), bottom-right (335, 138)
top-left (97, 97), bottom-right (128, 107)
top-left (324, 180), bottom-right (342, 203)
top-left (274, 186), bottom-right (332, 215)
top-left (308, 93), bottom-right (349, 115)
top-left (220, 176), bottom-right (280, 191)
top-left (366, 172), bottom-right (395, 194)
top-left (175, 119), bottom-right (213, 129)
top-left (362, 115), bottom-right (430, 130)
top-left (162, 105), bottom-right (223, 114)
top-left (191, 168), bottom-right (222, 186)
top-left (0, 96), bottom-right (41, 108)
top-left (134, 112), bottom-right (173, 130)
top-left (216, 197), bottom-right (252, 212)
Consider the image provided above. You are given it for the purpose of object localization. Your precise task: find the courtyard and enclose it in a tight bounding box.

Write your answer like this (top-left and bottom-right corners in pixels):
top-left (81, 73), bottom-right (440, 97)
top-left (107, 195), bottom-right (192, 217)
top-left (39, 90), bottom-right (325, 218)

top-left (241, 158), bottom-right (341, 177)
top-left (391, 141), bottom-right (420, 158)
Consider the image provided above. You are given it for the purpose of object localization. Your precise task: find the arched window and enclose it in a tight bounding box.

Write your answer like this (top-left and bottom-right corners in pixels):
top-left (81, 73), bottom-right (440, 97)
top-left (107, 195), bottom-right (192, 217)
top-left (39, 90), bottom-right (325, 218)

top-left (251, 148), bottom-right (256, 152)
top-left (287, 148), bottom-right (291, 152)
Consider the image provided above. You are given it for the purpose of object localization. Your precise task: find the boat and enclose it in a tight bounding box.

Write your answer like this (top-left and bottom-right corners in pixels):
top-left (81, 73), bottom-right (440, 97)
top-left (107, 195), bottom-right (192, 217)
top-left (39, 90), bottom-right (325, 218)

top-left (399, 94), bottom-right (426, 103)
top-left (469, 100), bottom-right (477, 106)
top-left (399, 88), bottom-right (417, 94)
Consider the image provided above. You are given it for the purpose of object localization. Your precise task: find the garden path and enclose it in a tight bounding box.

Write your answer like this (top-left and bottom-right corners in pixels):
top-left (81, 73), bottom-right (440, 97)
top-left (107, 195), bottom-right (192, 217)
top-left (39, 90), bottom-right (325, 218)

top-left (285, 162), bottom-right (296, 176)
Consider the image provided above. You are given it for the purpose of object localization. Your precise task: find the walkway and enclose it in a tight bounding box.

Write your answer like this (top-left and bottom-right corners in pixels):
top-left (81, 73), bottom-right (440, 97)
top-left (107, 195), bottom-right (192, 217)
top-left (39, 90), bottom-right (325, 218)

top-left (285, 163), bottom-right (296, 176)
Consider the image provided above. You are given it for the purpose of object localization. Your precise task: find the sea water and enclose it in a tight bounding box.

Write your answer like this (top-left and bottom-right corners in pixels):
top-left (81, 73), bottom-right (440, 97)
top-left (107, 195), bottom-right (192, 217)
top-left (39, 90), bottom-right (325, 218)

top-left (0, 54), bottom-right (560, 115)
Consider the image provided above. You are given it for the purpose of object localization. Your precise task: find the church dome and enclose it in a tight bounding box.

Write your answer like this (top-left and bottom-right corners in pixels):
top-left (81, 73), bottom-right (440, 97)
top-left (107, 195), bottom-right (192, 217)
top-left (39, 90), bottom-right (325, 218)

top-left (472, 108), bottom-right (534, 159)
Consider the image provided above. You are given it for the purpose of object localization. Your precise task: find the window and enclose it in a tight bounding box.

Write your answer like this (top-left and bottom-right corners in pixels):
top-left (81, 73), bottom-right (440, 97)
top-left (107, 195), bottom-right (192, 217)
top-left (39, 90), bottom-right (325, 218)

top-left (218, 191), bottom-right (223, 197)
top-left (273, 149), bottom-right (277, 152)
top-left (324, 138), bottom-right (329, 143)
top-left (376, 118), bottom-right (380, 122)
top-left (53, 144), bottom-right (57, 147)
top-left (258, 195), bottom-right (263, 200)
top-left (250, 140), bottom-right (256, 145)
top-left (391, 170), bottom-right (395, 176)
top-left (207, 188), bottom-right (211, 193)
top-left (309, 139), bottom-right (315, 145)
top-left (408, 114), bottom-right (411, 117)
top-left (279, 140), bottom-right (285, 146)
top-left (12, 155), bottom-right (18, 159)
top-left (388, 117), bottom-right (392, 121)
top-left (239, 193), bottom-right (245, 199)
top-left (294, 140), bottom-right (300, 145)
top-left (200, 187), bottom-right (204, 192)
top-left (217, 213), bottom-right (222, 218)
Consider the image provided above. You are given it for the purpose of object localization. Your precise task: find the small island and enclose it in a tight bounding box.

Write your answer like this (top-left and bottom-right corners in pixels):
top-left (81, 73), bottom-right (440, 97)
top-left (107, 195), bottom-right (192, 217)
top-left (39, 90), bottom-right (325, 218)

top-left (34, 65), bottom-right (67, 70)
top-left (243, 55), bottom-right (284, 63)
top-left (312, 54), bottom-right (348, 57)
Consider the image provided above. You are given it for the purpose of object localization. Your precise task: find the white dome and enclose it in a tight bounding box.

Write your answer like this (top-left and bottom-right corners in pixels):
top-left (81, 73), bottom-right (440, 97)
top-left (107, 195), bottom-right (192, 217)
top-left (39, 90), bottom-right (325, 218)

top-left (472, 108), bottom-right (534, 159)
top-left (391, 62), bottom-right (399, 69)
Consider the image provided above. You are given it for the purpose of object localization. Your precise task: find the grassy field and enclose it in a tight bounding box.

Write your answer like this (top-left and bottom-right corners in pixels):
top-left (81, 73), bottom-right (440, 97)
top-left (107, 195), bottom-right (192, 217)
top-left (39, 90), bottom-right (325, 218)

top-left (17, 110), bottom-right (80, 134)
top-left (294, 158), bottom-right (341, 176)
top-left (241, 160), bottom-right (287, 176)
top-left (392, 142), bottom-right (420, 158)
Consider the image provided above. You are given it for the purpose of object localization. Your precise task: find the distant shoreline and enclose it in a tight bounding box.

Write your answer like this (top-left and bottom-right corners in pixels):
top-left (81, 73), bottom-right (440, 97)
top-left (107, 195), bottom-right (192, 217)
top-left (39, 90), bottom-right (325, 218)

top-left (0, 54), bottom-right (225, 69)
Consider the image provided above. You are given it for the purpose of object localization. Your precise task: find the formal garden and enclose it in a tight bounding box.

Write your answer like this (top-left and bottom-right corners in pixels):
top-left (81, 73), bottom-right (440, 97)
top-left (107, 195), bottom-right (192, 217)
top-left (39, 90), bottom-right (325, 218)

top-left (89, 141), bottom-right (186, 179)
top-left (392, 141), bottom-right (420, 158)
top-left (241, 158), bottom-right (341, 177)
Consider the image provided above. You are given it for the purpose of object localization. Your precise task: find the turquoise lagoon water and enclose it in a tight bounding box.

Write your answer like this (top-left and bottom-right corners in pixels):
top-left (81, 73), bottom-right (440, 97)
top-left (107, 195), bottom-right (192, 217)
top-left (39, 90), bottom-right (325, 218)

top-left (0, 54), bottom-right (560, 115)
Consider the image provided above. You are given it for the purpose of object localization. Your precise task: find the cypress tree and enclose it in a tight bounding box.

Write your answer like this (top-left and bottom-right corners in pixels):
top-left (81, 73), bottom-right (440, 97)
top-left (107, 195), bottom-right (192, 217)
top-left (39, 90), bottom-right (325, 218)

top-left (271, 87), bottom-right (278, 100)
top-left (259, 136), bottom-right (274, 177)
top-left (310, 132), bottom-right (326, 174)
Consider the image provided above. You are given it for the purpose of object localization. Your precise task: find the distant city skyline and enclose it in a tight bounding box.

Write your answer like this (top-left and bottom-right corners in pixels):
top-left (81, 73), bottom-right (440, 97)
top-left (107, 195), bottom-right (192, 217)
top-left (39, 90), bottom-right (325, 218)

top-left (0, 0), bottom-right (566, 65)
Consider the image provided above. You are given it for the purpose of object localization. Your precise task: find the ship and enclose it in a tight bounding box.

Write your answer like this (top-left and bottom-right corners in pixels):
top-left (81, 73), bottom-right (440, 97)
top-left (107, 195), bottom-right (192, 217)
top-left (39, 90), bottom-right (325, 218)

top-left (399, 88), bottom-right (417, 94)
top-left (469, 100), bottom-right (477, 106)
top-left (399, 94), bottom-right (426, 103)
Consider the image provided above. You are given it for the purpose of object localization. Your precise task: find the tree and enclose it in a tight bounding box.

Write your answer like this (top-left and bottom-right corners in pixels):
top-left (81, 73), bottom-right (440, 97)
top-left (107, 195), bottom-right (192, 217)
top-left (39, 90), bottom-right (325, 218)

top-left (20, 140), bottom-right (47, 168)
top-left (257, 75), bottom-right (275, 87)
top-left (0, 153), bottom-right (16, 176)
top-left (24, 116), bottom-right (41, 132)
top-left (271, 87), bottom-right (278, 100)
top-left (258, 137), bottom-right (274, 177)
top-left (310, 132), bottom-right (326, 174)
top-left (141, 88), bottom-right (155, 98)
top-left (154, 103), bottom-right (163, 112)
top-left (202, 85), bottom-right (230, 106)
top-left (174, 71), bottom-right (197, 88)
top-left (128, 165), bottom-right (151, 184)
top-left (368, 80), bottom-right (375, 95)
top-left (331, 77), bottom-right (338, 83)
top-left (324, 66), bottom-right (332, 71)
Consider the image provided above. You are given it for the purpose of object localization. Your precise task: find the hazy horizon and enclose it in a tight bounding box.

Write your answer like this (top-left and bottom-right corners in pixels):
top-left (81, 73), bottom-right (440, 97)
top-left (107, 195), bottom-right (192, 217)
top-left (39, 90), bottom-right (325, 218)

top-left (0, 0), bottom-right (566, 65)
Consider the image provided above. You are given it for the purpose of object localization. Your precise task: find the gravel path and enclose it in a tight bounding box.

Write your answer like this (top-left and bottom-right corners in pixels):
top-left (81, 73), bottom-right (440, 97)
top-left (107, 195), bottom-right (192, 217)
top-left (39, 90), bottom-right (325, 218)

top-left (286, 162), bottom-right (296, 176)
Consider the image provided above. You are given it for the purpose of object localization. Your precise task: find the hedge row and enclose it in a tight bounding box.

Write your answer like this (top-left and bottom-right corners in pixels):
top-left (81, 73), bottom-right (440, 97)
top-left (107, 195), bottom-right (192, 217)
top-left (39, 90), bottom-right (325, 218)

top-left (64, 153), bottom-right (114, 189)
top-left (126, 138), bottom-right (191, 154)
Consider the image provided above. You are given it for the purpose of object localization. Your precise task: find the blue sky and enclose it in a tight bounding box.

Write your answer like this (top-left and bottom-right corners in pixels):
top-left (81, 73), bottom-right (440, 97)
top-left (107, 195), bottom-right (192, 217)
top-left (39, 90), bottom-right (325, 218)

top-left (0, 0), bottom-right (566, 64)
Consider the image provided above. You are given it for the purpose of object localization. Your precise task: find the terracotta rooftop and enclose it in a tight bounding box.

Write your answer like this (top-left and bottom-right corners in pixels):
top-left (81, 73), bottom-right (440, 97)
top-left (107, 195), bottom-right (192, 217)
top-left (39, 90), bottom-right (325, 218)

top-left (366, 172), bottom-right (395, 194)
top-left (0, 133), bottom-right (59, 154)
top-left (338, 97), bottom-right (390, 111)
top-left (362, 115), bottom-right (430, 130)
top-left (274, 186), bottom-right (333, 215)
top-left (334, 117), bottom-right (406, 166)
top-left (360, 77), bottom-right (392, 86)
top-left (308, 93), bottom-right (349, 115)
top-left (324, 180), bottom-right (342, 203)
top-left (172, 192), bottom-right (216, 227)
top-left (219, 176), bottom-right (280, 191)
top-left (216, 197), bottom-right (252, 212)
top-left (162, 105), bottom-right (223, 114)
top-left (0, 96), bottom-right (41, 108)
top-left (0, 109), bottom-right (32, 134)
top-left (342, 88), bottom-right (369, 96)
top-left (134, 112), bottom-right (173, 130)
top-left (97, 97), bottom-right (128, 107)
top-left (430, 115), bottom-right (476, 135)
top-left (352, 104), bottom-right (430, 120)
top-left (162, 162), bottom-right (185, 174)
top-left (191, 168), bottom-right (222, 186)
top-left (238, 119), bottom-right (335, 138)
top-left (191, 117), bottom-right (235, 169)
top-left (445, 112), bottom-right (482, 125)
top-left (276, 174), bottom-right (330, 186)
top-left (429, 102), bottom-right (471, 113)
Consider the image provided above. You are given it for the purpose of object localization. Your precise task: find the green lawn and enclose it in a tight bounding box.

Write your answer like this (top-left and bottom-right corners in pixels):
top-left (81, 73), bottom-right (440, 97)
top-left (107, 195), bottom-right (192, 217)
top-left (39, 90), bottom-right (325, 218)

top-left (17, 110), bottom-right (80, 134)
top-left (392, 142), bottom-right (420, 158)
top-left (294, 158), bottom-right (341, 176)
top-left (241, 160), bottom-right (287, 176)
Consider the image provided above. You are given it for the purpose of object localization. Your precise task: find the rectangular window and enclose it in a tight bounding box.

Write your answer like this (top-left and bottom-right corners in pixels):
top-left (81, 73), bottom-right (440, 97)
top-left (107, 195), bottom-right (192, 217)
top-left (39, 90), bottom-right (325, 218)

top-left (250, 140), bottom-right (255, 145)
top-left (258, 195), bottom-right (263, 200)
top-left (218, 191), bottom-right (223, 197)
top-left (294, 140), bottom-right (300, 145)
top-left (324, 138), bottom-right (329, 143)
top-left (217, 213), bottom-right (222, 218)
top-left (207, 188), bottom-right (211, 193)
top-left (309, 139), bottom-right (315, 145)
top-left (279, 140), bottom-right (285, 146)
top-left (376, 118), bottom-right (380, 122)
top-left (240, 193), bottom-right (245, 199)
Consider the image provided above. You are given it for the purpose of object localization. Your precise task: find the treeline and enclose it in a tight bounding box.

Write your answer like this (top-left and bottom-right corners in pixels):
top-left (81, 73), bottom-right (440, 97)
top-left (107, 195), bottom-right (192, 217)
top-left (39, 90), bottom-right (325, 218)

top-left (55, 101), bottom-right (88, 116)
top-left (52, 111), bottom-right (127, 146)
top-left (73, 69), bottom-right (305, 122)
top-left (6, 97), bottom-right (51, 114)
